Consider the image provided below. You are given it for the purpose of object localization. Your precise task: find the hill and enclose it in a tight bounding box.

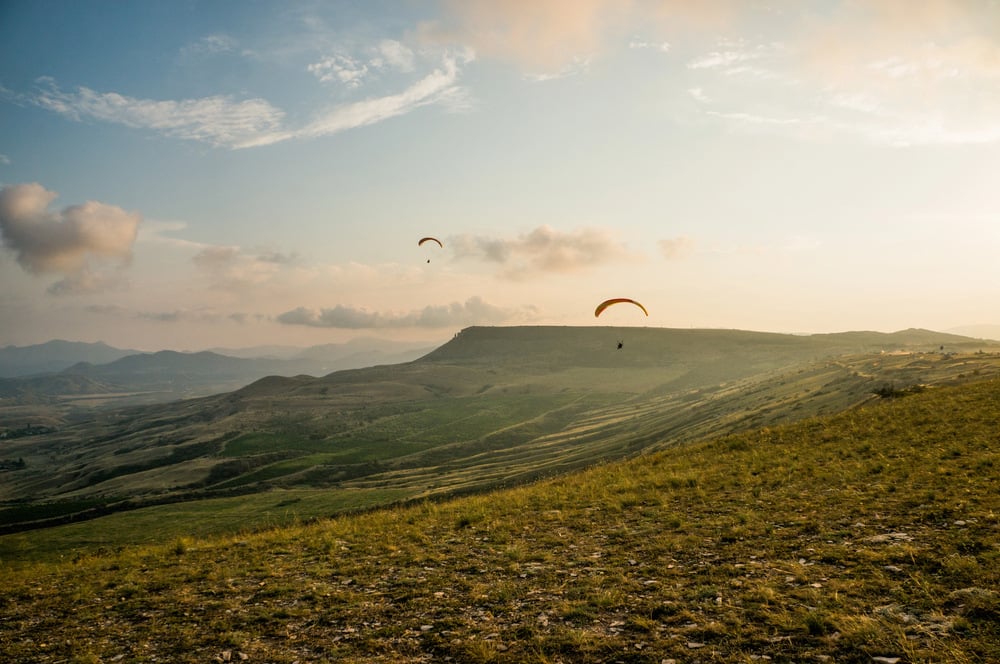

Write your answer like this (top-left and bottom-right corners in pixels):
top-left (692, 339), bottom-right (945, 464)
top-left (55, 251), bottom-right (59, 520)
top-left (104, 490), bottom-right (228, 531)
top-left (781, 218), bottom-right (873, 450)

top-left (1, 325), bottom-right (999, 551)
top-left (0, 340), bottom-right (437, 412)
top-left (0, 339), bottom-right (139, 377)
top-left (1, 377), bottom-right (996, 663)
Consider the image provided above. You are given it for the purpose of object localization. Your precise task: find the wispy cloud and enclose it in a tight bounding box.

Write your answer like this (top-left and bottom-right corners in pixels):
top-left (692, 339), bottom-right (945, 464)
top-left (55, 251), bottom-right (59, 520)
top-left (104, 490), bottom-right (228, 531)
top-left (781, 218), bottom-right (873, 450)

top-left (277, 295), bottom-right (527, 329)
top-left (192, 245), bottom-right (291, 290)
top-left (179, 33), bottom-right (239, 59)
top-left (291, 53), bottom-right (471, 144)
top-left (0, 183), bottom-right (140, 295)
top-left (374, 39), bottom-right (417, 72)
top-left (28, 77), bottom-right (287, 149)
top-left (688, 87), bottom-right (709, 103)
top-left (684, 5), bottom-right (1000, 147)
top-left (20, 50), bottom-right (469, 149)
top-left (629, 37), bottom-right (670, 52)
top-left (451, 225), bottom-right (639, 279)
top-left (308, 53), bottom-right (370, 87)
top-left (423, 1), bottom-right (739, 72)
top-left (0, 154), bottom-right (10, 165)
top-left (137, 219), bottom-right (208, 251)
top-left (307, 39), bottom-right (417, 87)
top-left (524, 55), bottom-right (593, 82)
top-left (423, 0), bottom-right (628, 71)
top-left (85, 303), bottom-right (255, 324)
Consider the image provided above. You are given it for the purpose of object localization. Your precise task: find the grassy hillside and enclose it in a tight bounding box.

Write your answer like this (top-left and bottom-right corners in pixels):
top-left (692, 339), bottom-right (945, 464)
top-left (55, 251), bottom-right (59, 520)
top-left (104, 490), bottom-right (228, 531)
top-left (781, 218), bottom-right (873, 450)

top-left (2, 326), bottom-right (999, 552)
top-left (1, 378), bottom-right (996, 663)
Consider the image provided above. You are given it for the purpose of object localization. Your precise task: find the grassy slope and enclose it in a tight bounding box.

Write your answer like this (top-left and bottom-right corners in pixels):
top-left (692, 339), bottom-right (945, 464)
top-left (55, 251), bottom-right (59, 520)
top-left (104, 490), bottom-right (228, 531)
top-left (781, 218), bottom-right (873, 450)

top-left (4, 339), bottom-right (1000, 562)
top-left (1, 379), bottom-right (997, 663)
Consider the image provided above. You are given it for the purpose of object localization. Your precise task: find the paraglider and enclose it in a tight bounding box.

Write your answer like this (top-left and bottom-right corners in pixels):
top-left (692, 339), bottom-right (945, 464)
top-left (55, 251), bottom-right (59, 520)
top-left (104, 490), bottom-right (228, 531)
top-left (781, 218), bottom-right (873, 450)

top-left (594, 298), bottom-right (648, 318)
top-left (595, 298), bottom-right (648, 350)
top-left (419, 237), bottom-right (443, 263)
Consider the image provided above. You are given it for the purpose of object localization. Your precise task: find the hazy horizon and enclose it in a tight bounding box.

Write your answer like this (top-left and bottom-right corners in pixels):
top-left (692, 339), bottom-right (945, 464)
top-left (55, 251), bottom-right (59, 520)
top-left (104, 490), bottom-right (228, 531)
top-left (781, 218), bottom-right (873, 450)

top-left (3, 1), bottom-right (999, 350)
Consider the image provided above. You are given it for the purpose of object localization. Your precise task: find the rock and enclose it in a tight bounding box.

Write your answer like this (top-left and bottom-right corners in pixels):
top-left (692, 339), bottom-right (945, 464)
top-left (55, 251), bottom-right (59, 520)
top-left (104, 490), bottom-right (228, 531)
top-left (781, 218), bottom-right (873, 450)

top-left (865, 532), bottom-right (912, 543)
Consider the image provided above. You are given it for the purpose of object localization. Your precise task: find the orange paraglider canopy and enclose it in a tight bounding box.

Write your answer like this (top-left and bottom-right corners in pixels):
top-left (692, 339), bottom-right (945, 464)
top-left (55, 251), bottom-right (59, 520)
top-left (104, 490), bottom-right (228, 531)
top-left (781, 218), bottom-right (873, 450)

top-left (418, 237), bottom-right (443, 248)
top-left (594, 298), bottom-right (648, 317)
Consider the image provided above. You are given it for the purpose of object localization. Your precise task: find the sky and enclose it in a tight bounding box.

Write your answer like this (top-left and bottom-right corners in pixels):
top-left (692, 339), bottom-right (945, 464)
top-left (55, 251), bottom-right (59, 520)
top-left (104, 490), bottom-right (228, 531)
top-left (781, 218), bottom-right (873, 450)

top-left (2, 0), bottom-right (1000, 351)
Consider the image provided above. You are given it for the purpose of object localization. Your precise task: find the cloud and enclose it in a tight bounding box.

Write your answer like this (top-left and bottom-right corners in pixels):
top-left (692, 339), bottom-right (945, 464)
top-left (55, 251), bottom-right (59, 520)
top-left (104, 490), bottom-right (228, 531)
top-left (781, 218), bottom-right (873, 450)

top-left (256, 250), bottom-right (300, 265)
top-left (179, 33), bottom-right (238, 59)
top-left (27, 77), bottom-right (287, 149)
top-left (684, 4), bottom-right (1000, 146)
top-left (137, 219), bottom-right (208, 251)
top-left (85, 303), bottom-right (255, 324)
top-left (192, 245), bottom-right (285, 289)
top-left (629, 37), bottom-right (670, 52)
top-left (375, 39), bottom-right (417, 72)
top-left (524, 55), bottom-right (593, 82)
top-left (659, 236), bottom-right (695, 259)
top-left (451, 225), bottom-right (638, 279)
top-left (0, 183), bottom-right (140, 294)
top-left (423, 0), bottom-right (628, 71)
top-left (309, 39), bottom-right (418, 86)
top-left (423, 0), bottom-right (740, 73)
top-left (22, 50), bottom-right (469, 149)
top-left (0, 154), bottom-right (10, 165)
top-left (688, 87), bottom-right (709, 103)
top-left (293, 53), bottom-right (471, 143)
top-left (277, 296), bottom-right (525, 329)
top-left (308, 53), bottom-right (370, 87)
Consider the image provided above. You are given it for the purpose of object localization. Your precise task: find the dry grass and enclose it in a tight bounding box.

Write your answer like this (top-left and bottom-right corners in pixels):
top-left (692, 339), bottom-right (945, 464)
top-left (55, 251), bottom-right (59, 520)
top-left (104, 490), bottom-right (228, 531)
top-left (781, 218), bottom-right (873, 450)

top-left (1, 379), bottom-right (998, 663)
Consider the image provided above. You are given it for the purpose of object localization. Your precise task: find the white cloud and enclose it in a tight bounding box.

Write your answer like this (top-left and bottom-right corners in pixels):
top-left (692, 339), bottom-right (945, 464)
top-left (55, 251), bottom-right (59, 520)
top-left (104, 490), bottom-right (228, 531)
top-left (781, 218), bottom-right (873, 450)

top-left (308, 53), bottom-right (370, 87)
top-left (277, 295), bottom-right (527, 328)
top-left (689, 49), bottom-right (755, 70)
top-left (0, 183), bottom-right (140, 294)
top-left (29, 78), bottom-right (287, 149)
top-left (375, 39), bottom-right (416, 72)
top-left (294, 53), bottom-right (470, 142)
top-left (524, 54), bottom-right (593, 82)
top-left (179, 33), bottom-right (238, 59)
top-left (684, 7), bottom-right (1000, 147)
top-left (138, 219), bottom-right (208, 251)
top-left (629, 37), bottom-right (670, 52)
top-left (23, 50), bottom-right (470, 149)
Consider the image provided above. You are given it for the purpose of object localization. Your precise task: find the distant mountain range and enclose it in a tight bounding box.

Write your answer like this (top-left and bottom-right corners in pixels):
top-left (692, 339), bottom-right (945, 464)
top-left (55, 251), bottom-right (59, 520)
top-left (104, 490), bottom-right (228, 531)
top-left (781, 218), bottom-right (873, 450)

top-left (0, 338), bottom-right (441, 406)
top-left (0, 340), bottom-right (141, 377)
